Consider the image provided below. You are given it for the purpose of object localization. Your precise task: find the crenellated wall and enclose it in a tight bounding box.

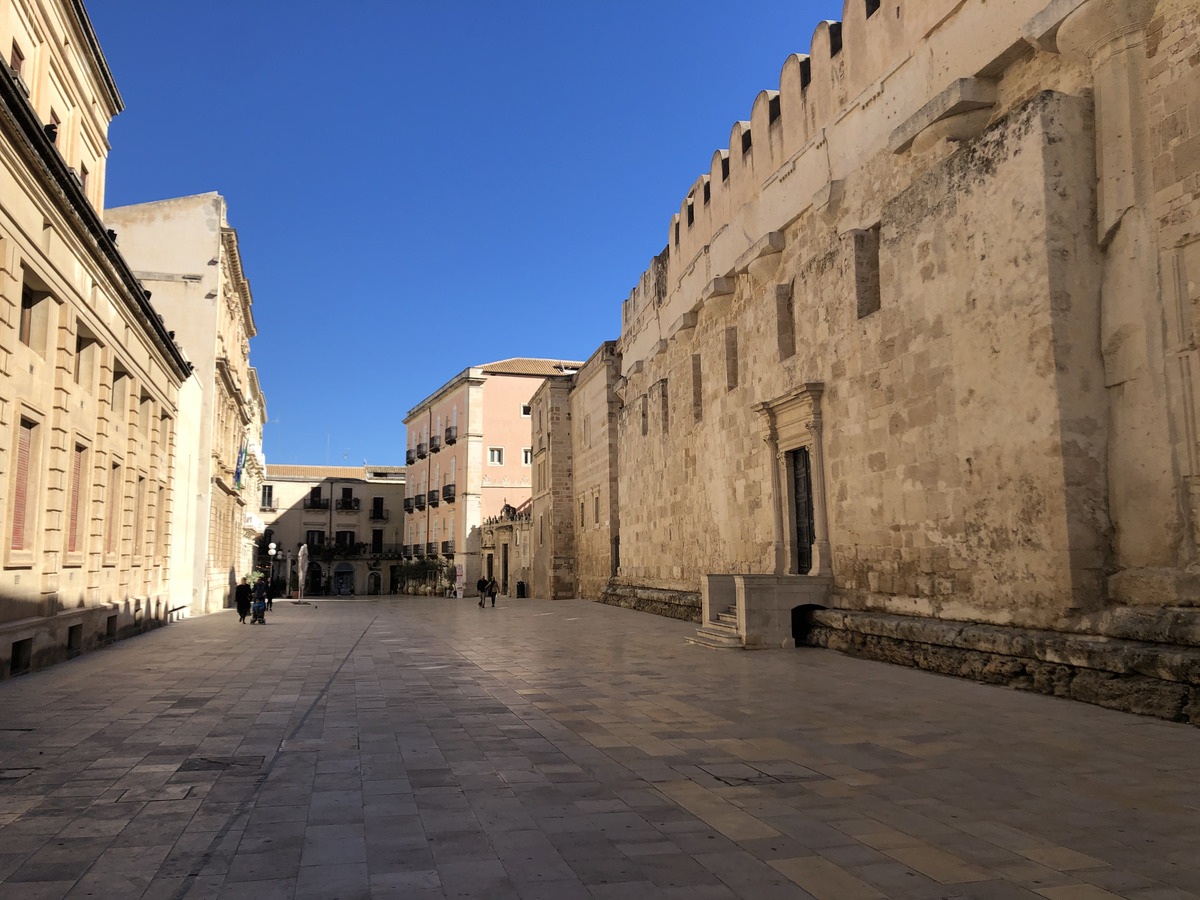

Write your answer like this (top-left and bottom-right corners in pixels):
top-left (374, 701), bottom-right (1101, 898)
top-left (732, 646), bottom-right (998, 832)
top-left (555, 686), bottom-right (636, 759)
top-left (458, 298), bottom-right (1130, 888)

top-left (611, 0), bottom-right (1200, 721)
top-left (621, 0), bottom-right (1093, 373)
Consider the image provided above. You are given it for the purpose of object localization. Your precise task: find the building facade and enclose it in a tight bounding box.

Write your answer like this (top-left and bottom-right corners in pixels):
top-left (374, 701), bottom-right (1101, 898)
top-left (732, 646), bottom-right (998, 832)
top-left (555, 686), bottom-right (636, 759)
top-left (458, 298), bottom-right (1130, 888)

top-left (403, 358), bottom-right (581, 596)
top-left (258, 465), bottom-right (406, 596)
top-left (529, 342), bottom-right (622, 602)
top-left (104, 194), bottom-right (266, 615)
top-left (479, 501), bottom-right (531, 598)
top-left (607, 0), bottom-right (1200, 722)
top-left (529, 377), bottom-right (574, 600)
top-left (0, 0), bottom-right (191, 677)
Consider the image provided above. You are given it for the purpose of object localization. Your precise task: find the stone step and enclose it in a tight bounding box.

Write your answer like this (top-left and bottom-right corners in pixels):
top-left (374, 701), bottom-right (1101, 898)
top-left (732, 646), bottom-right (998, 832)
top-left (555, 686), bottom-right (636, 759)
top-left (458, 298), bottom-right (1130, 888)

top-left (686, 620), bottom-right (744, 650)
top-left (717, 612), bottom-right (738, 626)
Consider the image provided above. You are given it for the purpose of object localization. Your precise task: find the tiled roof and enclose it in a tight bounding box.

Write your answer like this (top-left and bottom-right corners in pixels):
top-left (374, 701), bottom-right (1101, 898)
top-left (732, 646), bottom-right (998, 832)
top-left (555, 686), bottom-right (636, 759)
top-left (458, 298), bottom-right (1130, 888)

top-left (478, 357), bottom-right (585, 376)
top-left (266, 465), bottom-right (368, 479)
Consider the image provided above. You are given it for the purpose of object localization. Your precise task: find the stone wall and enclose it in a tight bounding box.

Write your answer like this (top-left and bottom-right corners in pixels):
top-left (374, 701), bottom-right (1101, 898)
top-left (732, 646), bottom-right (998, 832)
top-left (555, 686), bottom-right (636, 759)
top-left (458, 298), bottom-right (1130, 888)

top-left (530, 379), bottom-right (575, 599)
top-left (608, 0), bottom-right (1200, 719)
top-left (569, 342), bottom-right (621, 600)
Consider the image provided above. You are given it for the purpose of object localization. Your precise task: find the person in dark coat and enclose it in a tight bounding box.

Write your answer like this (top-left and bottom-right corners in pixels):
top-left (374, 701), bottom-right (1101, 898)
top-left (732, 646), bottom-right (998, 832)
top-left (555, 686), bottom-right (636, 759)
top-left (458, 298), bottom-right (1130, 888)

top-left (235, 577), bottom-right (253, 624)
top-left (476, 577), bottom-right (487, 608)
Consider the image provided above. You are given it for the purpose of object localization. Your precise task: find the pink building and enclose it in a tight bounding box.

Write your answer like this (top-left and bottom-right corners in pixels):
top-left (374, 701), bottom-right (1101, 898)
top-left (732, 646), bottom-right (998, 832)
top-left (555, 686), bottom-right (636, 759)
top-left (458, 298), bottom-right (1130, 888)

top-left (403, 359), bottom-right (580, 595)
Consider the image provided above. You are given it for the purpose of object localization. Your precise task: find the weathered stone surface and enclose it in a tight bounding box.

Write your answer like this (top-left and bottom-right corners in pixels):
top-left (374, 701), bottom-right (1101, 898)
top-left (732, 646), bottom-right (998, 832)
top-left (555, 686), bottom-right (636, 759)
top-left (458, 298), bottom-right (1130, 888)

top-left (599, 582), bottom-right (701, 622)
top-left (808, 608), bottom-right (1200, 726)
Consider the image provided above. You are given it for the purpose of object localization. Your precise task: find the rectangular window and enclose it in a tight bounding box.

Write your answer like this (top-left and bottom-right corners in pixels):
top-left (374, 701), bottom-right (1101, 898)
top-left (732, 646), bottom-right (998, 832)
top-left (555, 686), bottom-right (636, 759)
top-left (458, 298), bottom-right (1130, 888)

top-left (372, 529), bottom-right (384, 553)
top-left (488, 447), bottom-right (504, 466)
top-left (725, 327), bottom-right (739, 390)
top-left (157, 485), bottom-right (167, 562)
top-left (18, 279), bottom-right (50, 352)
top-left (594, 495), bottom-right (600, 525)
top-left (79, 162), bottom-right (89, 193)
top-left (111, 367), bottom-right (129, 417)
top-left (777, 285), bottom-right (796, 361)
top-left (133, 475), bottom-right (145, 556)
top-left (657, 379), bottom-right (670, 435)
top-left (10, 41), bottom-right (24, 76)
top-left (68, 444), bottom-right (85, 553)
top-left (261, 485), bottom-right (274, 509)
top-left (854, 225), bottom-right (882, 319)
top-left (691, 354), bottom-right (703, 423)
top-left (105, 460), bottom-right (121, 555)
top-left (335, 531), bottom-right (355, 546)
top-left (74, 329), bottom-right (98, 387)
top-left (522, 447), bottom-right (532, 466)
top-left (640, 396), bottom-right (648, 436)
top-left (11, 419), bottom-right (34, 551)
top-left (520, 404), bottom-right (532, 418)
top-left (580, 500), bottom-right (585, 527)
top-left (306, 530), bottom-right (324, 546)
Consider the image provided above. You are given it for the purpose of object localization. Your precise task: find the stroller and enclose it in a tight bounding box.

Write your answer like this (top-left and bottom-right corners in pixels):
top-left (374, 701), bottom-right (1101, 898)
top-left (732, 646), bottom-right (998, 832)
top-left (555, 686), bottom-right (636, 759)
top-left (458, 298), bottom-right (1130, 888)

top-left (250, 597), bottom-right (267, 625)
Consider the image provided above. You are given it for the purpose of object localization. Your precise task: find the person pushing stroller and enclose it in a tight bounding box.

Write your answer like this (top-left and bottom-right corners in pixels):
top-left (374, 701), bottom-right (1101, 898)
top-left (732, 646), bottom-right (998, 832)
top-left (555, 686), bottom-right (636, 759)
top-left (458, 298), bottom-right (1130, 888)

top-left (250, 584), bottom-right (267, 625)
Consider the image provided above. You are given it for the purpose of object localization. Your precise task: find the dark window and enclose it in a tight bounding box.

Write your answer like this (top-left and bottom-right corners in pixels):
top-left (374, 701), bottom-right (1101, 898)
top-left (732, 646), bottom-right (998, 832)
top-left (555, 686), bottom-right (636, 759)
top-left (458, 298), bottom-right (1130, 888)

top-left (691, 354), bottom-right (703, 423)
top-left (11, 419), bottom-right (33, 551)
top-left (725, 327), bottom-right (739, 391)
top-left (854, 225), bottom-right (882, 319)
top-left (372, 529), bottom-right (384, 553)
top-left (306, 530), bottom-right (324, 546)
top-left (10, 41), bottom-right (24, 76)
top-left (335, 531), bottom-right (355, 546)
top-left (778, 286), bottom-right (796, 360)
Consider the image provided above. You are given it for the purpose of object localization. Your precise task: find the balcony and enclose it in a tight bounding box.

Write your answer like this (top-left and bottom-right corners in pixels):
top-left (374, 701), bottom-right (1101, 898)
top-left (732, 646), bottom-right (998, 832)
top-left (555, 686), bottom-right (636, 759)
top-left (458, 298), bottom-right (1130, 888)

top-left (335, 498), bottom-right (360, 512)
top-left (259, 504), bottom-right (277, 513)
top-left (414, 543), bottom-right (426, 557)
top-left (441, 540), bottom-right (455, 556)
top-left (425, 542), bottom-right (437, 557)
top-left (445, 425), bottom-right (458, 445)
top-left (406, 449), bottom-right (416, 466)
top-left (414, 494), bottom-right (427, 511)
top-left (429, 434), bottom-right (441, 453)
top-left (428, 490), bottom-right (440, 508)
top-left (403, 497), bottom-right (415, 514)
top-left (303, 498), bottom-right (330, 511)
top-left (417, 442), bottom-right (428, 459)
top-left (402, 543), bottom-right (412, 558)
top-left (369, 508), bottom-right (389, 521)
top-left (442, 483), bottom-right (456, 503)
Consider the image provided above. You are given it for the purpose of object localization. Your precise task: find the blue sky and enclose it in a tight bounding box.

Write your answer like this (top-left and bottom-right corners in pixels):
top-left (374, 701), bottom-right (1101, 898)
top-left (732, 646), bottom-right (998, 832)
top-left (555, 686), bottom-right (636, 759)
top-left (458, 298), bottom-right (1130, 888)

top-left (88, 0), bottom-right (845, 465)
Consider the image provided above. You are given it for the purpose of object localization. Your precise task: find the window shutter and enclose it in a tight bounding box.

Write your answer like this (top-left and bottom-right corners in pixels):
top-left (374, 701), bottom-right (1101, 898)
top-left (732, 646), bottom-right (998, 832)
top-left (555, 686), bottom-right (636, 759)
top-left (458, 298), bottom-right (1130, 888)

top-left (68, 445), bottom-right (83, 552)
top-left (11, 421), bottom-right (31, 550)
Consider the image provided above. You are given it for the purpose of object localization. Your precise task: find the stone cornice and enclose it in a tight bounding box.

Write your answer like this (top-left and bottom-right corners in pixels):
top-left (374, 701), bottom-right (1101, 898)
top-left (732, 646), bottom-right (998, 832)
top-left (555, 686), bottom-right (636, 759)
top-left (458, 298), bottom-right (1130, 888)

top-left (0, 68), bottom-right (190, 381)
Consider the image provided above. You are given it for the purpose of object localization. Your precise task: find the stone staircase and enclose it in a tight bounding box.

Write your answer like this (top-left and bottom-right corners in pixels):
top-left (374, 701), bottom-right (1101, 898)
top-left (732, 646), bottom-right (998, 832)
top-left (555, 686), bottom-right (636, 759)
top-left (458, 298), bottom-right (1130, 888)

top-left (686, 605), bottom-right (746, 649)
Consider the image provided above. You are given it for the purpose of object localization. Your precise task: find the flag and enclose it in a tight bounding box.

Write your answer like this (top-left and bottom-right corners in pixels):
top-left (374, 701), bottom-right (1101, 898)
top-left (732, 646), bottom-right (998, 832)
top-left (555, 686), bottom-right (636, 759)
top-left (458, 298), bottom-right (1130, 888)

top-left (234, 441), bottom-right (246, 490)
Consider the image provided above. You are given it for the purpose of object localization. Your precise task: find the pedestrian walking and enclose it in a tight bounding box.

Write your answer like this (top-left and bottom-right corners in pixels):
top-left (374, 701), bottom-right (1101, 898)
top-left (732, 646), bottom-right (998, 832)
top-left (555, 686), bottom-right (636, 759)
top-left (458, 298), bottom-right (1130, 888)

top-left (476, 577), bottom-right (487, 608)
top-left (486, 577), bottom-right (498, 608)
top-left (235, 577), bottom-right (253, 624)
top-left (265, 579), bottom-right (273, 611)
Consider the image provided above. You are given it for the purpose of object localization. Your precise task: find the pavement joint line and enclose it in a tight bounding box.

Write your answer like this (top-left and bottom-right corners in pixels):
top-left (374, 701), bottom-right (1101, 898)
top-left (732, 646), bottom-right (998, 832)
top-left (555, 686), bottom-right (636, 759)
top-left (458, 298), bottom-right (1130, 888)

top-left (165, 616), bottom-right (376, 900)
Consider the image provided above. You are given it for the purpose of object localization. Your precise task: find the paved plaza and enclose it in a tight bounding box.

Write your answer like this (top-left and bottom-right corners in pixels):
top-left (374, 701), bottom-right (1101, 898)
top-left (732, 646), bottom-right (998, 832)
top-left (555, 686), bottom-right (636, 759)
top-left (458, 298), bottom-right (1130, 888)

top-left (0, 597), bottom-right (1197, 900)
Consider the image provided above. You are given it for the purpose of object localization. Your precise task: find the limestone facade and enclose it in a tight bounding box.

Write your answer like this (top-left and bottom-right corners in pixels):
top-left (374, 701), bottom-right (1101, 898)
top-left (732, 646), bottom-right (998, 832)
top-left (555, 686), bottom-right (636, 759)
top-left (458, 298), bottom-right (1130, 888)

top-left (529, 342), bottom-right (622, 601)
top-left (607, 0), bottom-right (1200, 722)
top-left (530, 377), bottom-right (574, 600)
top-left (0, 0), bottom-right (191, 677)
top-left (479, 501), bottom-right (531, 597)
top-left (105, 194), bottom-right (266, 615)
top-left (404, 358), bottom-right (581, 595)
top-left (258, 465), bottom-right (406, 596)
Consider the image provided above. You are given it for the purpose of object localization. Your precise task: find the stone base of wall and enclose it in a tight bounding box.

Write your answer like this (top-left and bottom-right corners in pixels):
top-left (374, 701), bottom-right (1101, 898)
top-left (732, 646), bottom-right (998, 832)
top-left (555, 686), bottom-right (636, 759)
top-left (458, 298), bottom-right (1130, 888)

top-left (807, 608), bottom-right (1200, 727)
top-left (598, 581), bottom-right (701, 622)
top-left (0, 605), bottom-right (167, 682)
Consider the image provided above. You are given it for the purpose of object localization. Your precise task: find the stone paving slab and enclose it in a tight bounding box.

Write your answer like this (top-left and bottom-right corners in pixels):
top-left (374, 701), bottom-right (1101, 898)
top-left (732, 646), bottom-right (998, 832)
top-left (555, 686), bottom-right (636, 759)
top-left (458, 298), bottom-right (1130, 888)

top-left (0, 597), bottom-right (1197, 899)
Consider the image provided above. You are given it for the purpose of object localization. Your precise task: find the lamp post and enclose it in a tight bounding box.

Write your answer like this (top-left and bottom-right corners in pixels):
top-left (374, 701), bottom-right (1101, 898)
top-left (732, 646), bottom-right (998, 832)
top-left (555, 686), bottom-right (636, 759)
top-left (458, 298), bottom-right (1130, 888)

top-left (267, 542), bottom-right (277, 586)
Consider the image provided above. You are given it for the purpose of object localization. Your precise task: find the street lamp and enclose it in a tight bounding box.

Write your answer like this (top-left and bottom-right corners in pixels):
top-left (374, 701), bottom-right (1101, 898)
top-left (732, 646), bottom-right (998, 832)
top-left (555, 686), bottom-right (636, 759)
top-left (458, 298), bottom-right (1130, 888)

top-left (267, 542), bottom-right (277, 585)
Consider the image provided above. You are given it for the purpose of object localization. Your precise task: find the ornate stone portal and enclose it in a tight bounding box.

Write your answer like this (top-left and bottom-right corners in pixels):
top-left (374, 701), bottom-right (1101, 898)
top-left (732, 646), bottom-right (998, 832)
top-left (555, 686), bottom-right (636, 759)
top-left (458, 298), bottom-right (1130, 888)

top-left (691, 386), bottom-right (833, 650)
